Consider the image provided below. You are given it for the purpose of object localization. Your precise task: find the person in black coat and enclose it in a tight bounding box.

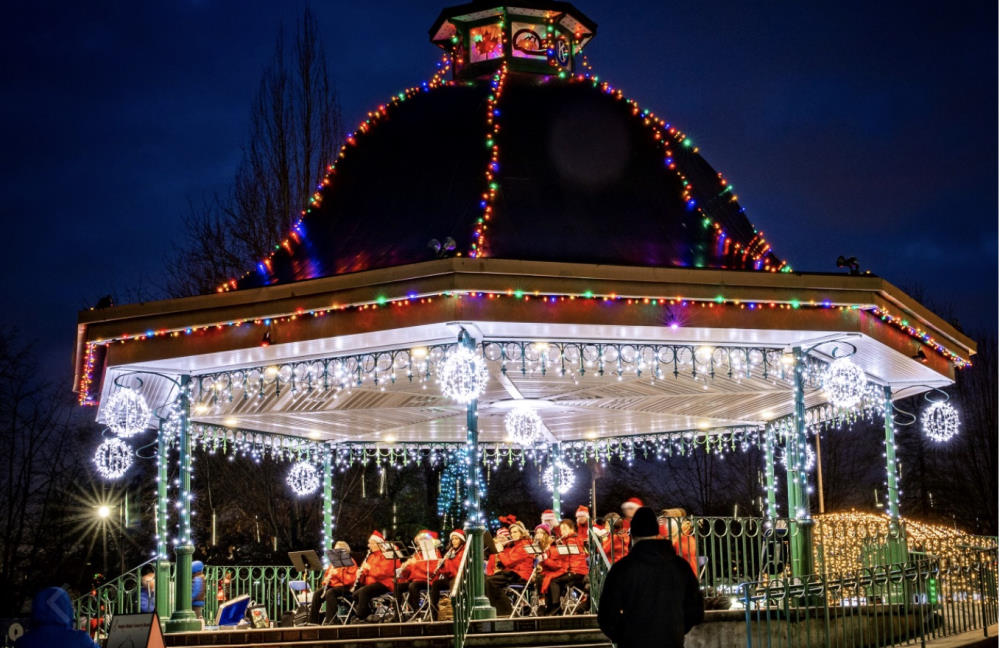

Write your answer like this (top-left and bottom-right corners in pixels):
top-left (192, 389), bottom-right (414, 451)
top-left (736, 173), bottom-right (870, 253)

top-left (597, 506), bottom-right (704, 648)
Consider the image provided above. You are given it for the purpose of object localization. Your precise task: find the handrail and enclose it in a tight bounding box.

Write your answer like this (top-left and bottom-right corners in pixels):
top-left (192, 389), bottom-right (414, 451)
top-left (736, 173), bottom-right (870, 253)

top-left (72, 558), bottom-right (162, 637)
top-left (450, 540), bottom-right (474, 648)
top-left (588, 528), bottom-right (611, 613)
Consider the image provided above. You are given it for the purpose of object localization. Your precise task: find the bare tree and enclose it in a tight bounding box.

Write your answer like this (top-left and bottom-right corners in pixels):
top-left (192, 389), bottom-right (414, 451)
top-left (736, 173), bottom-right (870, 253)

top-left (167, 8), bottom-right (342, 297)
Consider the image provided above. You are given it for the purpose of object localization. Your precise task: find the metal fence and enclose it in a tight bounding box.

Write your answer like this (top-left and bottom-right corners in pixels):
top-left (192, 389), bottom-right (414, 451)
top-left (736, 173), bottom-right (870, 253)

top-left (450, 541), bottom-right (475, 648)
top-left (72, 558), bottom-right (166, 639)
top-left (741, 555), bottom-right (998, 648)
top-left (202, 564), bottom-right (318, 624)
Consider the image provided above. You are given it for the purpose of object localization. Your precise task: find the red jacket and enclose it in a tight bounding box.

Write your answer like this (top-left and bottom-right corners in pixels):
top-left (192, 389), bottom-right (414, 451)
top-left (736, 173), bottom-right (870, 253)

top-left (563, 535), bottom-right (589, 576)
top-left (498, 539), bottom-right (535, 581)
top-left (538, 543), bottom-right (566, 594)
top-left (321, 561), bottom-right (358, 588)
top-left (407, 551), bottom-right (441, 583)
top-left (576, 522), bottom-right (590, 544)
top-left (360, 552), bottom-right (396, 589)
top-left (673, 534), bottom-right (698, 576)
top-left (602, 534), bottom-right (629, 563)
top-left (440, 548), bottom-right (464, 580)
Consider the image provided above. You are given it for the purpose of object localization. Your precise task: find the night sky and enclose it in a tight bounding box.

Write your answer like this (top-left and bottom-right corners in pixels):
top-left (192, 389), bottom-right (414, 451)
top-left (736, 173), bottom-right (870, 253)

top-left (2, 1), bottom-right (996, 382)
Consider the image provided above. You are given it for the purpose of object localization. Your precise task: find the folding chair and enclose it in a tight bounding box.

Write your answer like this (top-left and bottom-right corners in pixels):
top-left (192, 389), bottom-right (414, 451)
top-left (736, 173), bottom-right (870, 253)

top-left (332, 595), bottom-right (355, 625)
top-left (561, 585), bottom-right (587, 615)
top-left (287, 580), bottom-right (312, 625)
top-left (368, 592), bottom-right (398, 622)
top-left (405, 590), bottom-right (433, 622)
top-left (505, 583), bottom-right (537, 617)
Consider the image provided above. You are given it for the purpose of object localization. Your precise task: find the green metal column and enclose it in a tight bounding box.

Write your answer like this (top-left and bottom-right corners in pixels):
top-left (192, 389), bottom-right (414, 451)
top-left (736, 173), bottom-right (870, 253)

top-left (321, 449), bottom-right (334, 564)
top-left (155, 421), bottom-right (171, 619)
top-left (550, 443), bottom-right (562, 519)
top-left (165, 375), bottom-right (200, 633)
top-left (763, 426), bottom-right (778, 523)
top-left (785, 347), bottom-right (814, 579)
top-left (460, 329), bottom-right (496, 620)
top-left (882, 385), bottom-right (908, 564)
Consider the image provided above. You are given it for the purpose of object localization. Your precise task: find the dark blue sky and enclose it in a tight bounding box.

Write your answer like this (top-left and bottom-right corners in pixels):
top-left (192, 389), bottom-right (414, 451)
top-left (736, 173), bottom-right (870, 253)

top-left (2, 1), bottom-right (996, 380)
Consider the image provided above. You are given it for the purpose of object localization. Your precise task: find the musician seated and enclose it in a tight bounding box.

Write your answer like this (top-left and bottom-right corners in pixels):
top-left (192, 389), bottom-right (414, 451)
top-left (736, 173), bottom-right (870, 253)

top-left (430, 529), bottom-right (465, 620)
top-left (486, 528), bottom-right (510, 575)
top-left (352, 531), bottom-right (397, 623)
top-left (309, 541), bottom-right (357, 625)
top-left (485, 521), bottom-right (533, 616)
top-left (533, 524), bottom-right (562, 615)
top-left (399, 530), bottom-right (441, 613)
top-left (548, 519), bottom-right (589, 615)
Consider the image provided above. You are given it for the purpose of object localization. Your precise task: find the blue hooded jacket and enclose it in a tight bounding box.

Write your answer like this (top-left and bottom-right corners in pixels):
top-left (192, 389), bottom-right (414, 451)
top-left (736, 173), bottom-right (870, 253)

top-left (192, 561), bottom-right (206, 608)
top-left (15, 587), bottom-right (99, 648)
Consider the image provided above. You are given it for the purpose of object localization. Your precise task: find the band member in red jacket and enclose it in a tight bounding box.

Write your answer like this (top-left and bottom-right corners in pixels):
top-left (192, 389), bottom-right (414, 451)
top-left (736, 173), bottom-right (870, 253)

top-left (575, 506), bottom-right (590, 543)
top-left (309, 541), bottom-right (358, 624)
top-left (602, 515), bottom-right (630, 564)
top-left (429, 529), bottom-right (466, 620)
top-left (402, 530), bottom-right (441, 613)
top-left (533, 524), bottom-right (564, 614)
top-left (548, 520), bottom-right (589, 614)
top-left (352, 531), bottom-right (397, 622)
top-left (620, 497), bottom-right (643, 531)
top-left (485, 521), bottom-right (533, 616)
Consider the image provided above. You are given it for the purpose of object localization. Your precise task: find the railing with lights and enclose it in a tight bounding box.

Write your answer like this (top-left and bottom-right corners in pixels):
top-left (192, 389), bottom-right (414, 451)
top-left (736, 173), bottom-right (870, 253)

top-left (740, 554), bottom-right (998, 648)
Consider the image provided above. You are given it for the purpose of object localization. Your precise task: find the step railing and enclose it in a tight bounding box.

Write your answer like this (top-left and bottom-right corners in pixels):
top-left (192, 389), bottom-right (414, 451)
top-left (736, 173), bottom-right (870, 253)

top-left (449, 540), bottom-right (474, 648)
top-left (72, 558), bottom-right (164, 636)
top-left (202, 564), bottom-right (318, 624)
top-left (587, 528), bottom-right (611, 613)
top-left (740, 554), bottom-right (999, 648)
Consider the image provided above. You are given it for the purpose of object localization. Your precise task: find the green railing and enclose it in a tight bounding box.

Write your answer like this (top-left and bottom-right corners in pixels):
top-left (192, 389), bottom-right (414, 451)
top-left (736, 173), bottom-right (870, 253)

top-left (450, 540), bottom-right (474, 648)
top-left (740, 555), bottom-right (999, 648)
top-left (73, 559), bottom-right (167, 636)
top-left (588, 528), bottom-right (611, 613)
top-left (202, 564), bottom-right (318, 624)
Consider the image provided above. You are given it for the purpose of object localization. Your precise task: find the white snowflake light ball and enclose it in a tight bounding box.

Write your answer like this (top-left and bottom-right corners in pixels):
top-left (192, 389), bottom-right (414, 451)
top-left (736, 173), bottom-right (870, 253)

top-left (105, 387), bottom-right (151, 438)
top-left (438, 346), bottom-right (489, 404)
top-left (505, 407), bottom-right (543, 446)
top-left (921, 401), bottom-right (959, 443)
top-left (542, 460), bottom-right (575, 495)
top-left (94, 437), bottom-right (133, 480)
top-left (286, 461), bottom-right (320, 496)
top-left (822, 357), bottom-right (867, 409)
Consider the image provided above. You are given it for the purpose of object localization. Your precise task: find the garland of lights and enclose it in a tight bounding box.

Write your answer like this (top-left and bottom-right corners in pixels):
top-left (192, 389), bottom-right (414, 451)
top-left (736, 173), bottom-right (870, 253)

top-left (921, 401), bottom-right (960, 443)
top-left (542, 459), bottom-right (575, 494)
top-left (469, 63), bottom-right (506, 257)
top-left (104, 387), bottom-right (152, 438)
top-left (438, 346), bottom-right (490, 404)
top-left (286, 461), bottom-right (321, 496)
top-left (504, 406), bottom-right (544, 446)
top-left (822, 357), bottom-right (868, 409)
top-left (94, 437), bottom-right (134, 479)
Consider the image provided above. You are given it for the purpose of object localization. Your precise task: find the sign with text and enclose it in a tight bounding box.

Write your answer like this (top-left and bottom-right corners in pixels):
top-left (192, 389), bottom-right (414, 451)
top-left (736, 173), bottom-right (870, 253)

top-left (106, 613), bottom-right (165, 648)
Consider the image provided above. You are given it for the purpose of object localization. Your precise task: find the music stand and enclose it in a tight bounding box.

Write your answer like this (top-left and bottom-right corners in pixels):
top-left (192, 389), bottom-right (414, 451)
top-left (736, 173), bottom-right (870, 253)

top-left (326, 549), bottom-right (354, 568)
top-left (524, 544), bottom-right (544, 555)
top-left (289, 550), bottom-right (323, 574)
top-left (379, 541), bottom-right (407, 621)
top-left (556, 544), bottom-right (581, 555)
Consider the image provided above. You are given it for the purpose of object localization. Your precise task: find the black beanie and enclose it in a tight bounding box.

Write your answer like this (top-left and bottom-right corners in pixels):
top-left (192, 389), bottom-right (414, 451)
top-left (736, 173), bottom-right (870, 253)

top-left (631, 506), bottom-right (659, 538)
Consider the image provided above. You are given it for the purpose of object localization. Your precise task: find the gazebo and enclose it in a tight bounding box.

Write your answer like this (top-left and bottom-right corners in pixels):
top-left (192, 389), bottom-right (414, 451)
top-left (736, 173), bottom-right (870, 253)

top-left (73, 0), bottom-right (976, 637)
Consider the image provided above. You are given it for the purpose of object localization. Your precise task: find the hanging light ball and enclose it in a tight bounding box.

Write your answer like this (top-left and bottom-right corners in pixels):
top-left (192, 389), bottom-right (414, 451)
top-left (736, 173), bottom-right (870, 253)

top-left (505, 407), bottom-right (544, 446)
top-left (921, 401), bottom-right (960, 443)
top-left (542, 460), bottom-right (575, 495)
top-left (438, 346), bottom-right (489, 404)
top-left (822, 357), bottom-right (867, 409)
top-left (286, 461), bottom-right (320, 496)
top-left (104, 387), bottom-right (152, 438)
top-left (94, 437), bottom-right (133, 480)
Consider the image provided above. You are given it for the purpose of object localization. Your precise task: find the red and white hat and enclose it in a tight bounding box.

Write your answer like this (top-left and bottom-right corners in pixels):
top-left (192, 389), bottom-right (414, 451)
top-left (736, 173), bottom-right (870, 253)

top-left (621, 497), bottom-right (643, 513)
top-left (575, 505), bottom-right (589, 519)
top-left (449, 529), bottom-right (466, 542)
top-left (541, 509), bottom-right (558, 525)
top-left (369, 530), bottom-right (384, 543)
top-left (495, 527), bottom-right (511, 539)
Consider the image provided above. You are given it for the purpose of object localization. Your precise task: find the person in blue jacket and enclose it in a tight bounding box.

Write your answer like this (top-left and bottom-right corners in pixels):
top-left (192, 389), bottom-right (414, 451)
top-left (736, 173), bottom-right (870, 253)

top-left (15, 586), bottom-right (99, 648)
top-left (139, 571), bottom-right (156, 613)
top-left (192, 560), bottom-right (206, 618)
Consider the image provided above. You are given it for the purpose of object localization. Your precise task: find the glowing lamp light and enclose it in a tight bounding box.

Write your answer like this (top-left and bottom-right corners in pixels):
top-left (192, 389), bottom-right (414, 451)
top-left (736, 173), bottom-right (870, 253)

top-left (286, 461), bottom-right (321, 496)
top-left (97, 505), bottom-right (111, 519)
top-left (921, 401), bottom-right (959, 443)
top-left (94, 437), bottom-right (133, 480)
top-left (504, 407), bottom-right (544, 447)
top-left (104, 387), bottom-right (151, 438)
top-left (542, 460), bottom-right (575, 495)
top-left (438, 346), bottom-right (489, 404)
top-left (822, 357), bottom-right (867, 409)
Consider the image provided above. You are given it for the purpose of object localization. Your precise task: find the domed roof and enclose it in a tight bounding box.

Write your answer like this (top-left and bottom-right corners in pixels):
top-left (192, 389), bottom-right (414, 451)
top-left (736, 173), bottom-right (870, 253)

top-left (223, 7), bottom-right (785, 292)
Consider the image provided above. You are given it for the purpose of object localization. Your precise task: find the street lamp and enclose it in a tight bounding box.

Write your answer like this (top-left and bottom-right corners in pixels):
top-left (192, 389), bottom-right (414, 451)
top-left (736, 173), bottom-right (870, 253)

top-left (97, 505), bottom-right (111, 519)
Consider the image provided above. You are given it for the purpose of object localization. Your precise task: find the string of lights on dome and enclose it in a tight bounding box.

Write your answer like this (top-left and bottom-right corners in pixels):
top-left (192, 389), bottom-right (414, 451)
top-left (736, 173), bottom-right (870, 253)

top-left (469, 63), bottom-right (507, 258)
top-left (75, 288), bottom-right (969, 406)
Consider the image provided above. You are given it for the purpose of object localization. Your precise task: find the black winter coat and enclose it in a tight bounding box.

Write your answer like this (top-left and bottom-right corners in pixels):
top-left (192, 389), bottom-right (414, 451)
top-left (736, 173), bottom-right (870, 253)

top-left (597, 538), bottom-right (704, 648)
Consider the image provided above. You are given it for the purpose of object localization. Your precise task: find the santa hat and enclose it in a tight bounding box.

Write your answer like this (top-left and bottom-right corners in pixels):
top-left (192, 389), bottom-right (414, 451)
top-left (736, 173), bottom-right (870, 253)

top-left (540, 509), bottom-right (558, 525)
top-left (621, 497), bottom-right (643, 513)
top-left (449, 529), bottom-right (466, 543)
top-left (575, 505), bottom-right (590, 519)
top-left (495, 527), bottom-right (511, 539)
top-left (369, 530), bottom-right (384, 543)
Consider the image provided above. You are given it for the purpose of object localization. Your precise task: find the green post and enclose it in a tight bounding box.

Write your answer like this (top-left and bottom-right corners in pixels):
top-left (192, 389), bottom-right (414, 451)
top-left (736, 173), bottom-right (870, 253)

top-left (551, 443), bottom-right (562, 519)
top-left (460, 329), bottom-right (496, 620)
top-left (322, 449), bottom-right (334, 564)
top-left (785, 348), bottom-right (814, 579)
top-left (763, 426), bottom-right (778, 523)
top-left (165, 375), bottom-right (200, 633)
top-left (882, 385), bottom-right (908, 564)
top-left (155, 421), bottom-right (171, 619)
